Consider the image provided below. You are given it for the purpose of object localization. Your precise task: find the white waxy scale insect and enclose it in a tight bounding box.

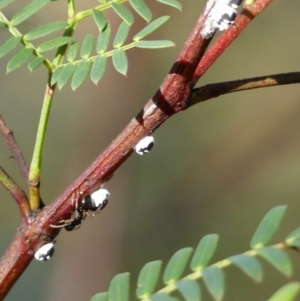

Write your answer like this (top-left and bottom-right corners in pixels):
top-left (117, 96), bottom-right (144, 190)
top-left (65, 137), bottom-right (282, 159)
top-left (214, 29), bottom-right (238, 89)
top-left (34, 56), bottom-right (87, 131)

top-left (134, 136), bottom-right (154, 155)
top-left (34, 242), bottom-right (55, 261)
top-left (82, 188), bottom-right (110, 216)
top-left (214, 0), bottom-right (244, 31)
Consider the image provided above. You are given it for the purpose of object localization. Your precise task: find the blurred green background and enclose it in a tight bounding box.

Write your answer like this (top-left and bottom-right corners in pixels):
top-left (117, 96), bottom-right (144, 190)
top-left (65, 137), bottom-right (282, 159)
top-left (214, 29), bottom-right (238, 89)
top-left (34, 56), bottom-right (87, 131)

top-left (1, 0), bottom-right (300, 300)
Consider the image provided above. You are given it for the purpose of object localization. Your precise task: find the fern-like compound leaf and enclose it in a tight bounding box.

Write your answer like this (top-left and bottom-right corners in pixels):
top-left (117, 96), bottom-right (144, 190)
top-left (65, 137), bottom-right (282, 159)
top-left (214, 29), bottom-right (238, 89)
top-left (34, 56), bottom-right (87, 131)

top-left (111, 2), bottom-right (134, 26)
top-left (190, 234), bottom-right (218, 271)
top-left (7, 48), bottom-right (33, 73)
top-left (24, 21), bottom-right (68, 41)
top-left (108, 273), bottom-right (130, 301)
top-left (0, 36), bottom-right (21, 59)
top-left (202, 267), bottom-right (224, 301)
top-left (37, 36), bottom-right (74, 53)
top-left (112, 49), bottom-right (128, 76)
top-left (177, 280), bottom-right (201, 301)
top-left (129, 0), bottom-right (152, 22)
top-left (133, 16), bottom-right (170, 41)
top-left (28, 56), bottom-right (44, 72)
top-left (67, 42), bottom-right (79, 63)
top-left (57, 63), bottom-right (76, 89)
top-left (155, 0), bottom-right (182, 10)
top-left (163, 248), bottom-right (193, 284)
top-left (96, 24), bottom-right (111, 54)
top-left (268, 282), bottom-right (300, 301)
top-left (257, 246), bottom-right (292, 277)
top-left (135, 40), bottom-right (174, 49)
top-left (136, 261), bottom-right (162, 299)
top-left (113, 22), bottom-right (130, 48)
top-left (250, 206), bottom-right (287, 249)
top-left (90, 292), bottom-right (108, 301)
top-left (229, 254), bottom-right (263, 283)
top-left (0, 0), bottom-right (15, 9)
top-left (80, 34), bottom-right (95, 58)
top-left (92, 9), bottom-right (108, 32)
top-left (10, 0), bottom-right (51, 26)
top-left (91, 55), bottom-right (107, 85)
top-left (71, 60), bottom-right (92, 90)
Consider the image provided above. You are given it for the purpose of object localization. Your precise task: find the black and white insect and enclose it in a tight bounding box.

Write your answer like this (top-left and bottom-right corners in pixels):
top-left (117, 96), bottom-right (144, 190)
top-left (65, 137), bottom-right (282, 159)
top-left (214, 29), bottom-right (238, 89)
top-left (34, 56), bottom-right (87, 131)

top-left (82, 188), bottom-right (110, 216)
top-left (34, 242), bottom-right (55, 261)
top-left (134, 136), bottom-right (154, 155)
top-left (214, 0), bottom-right (244, 31)
top-left (50, 197), bottom-right (86, 231)
top-left (50, 188), bottom-right (110, 231)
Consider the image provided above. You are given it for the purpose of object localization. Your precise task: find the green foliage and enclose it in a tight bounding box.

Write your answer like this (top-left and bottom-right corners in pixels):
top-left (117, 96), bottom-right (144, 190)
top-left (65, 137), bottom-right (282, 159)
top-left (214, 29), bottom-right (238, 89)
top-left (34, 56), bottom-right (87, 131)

top-left (89, 206), bottom-right (300, 301)
top-left (268, 283), bottom-right (300, 301)
top-left (0, 0), bottom-right (180, 89)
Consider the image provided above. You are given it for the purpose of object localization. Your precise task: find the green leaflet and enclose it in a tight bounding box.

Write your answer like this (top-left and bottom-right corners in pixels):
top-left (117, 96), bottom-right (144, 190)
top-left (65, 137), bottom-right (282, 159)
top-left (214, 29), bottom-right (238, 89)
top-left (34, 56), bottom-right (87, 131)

top-left (0, 36), bottom-right (21, 59)
top-left (91, 55), bottom-right (107, 85)
top-left (0, 0), bottom-right (15, 9)
top-left (155, 0), bottom-right (182, 10)
top-left (67, 42), bottom-right (79, 63)
top-left (24, 21), bottom-right (69, 41)
top-left (80, 35), bottom-right (95, 58)
top-left (108, 273), bottom-right (130, 301)
top-left (92, 9), bottom-right (108, 32)
top-left (112, 49), bottom-right (128, 76)
top-left (133, 16), bottom-right (170, 41)
top-left (229, 254), bottom-right (263, 283)
top-left (37, 37), bottom-right (74, 53)
top-left (28, 57), bottom-right (44, 72)
top-left (51, 65), bottom-right (64, 85)
top-left (129, 0), bottom-right (152, 22)
top-left (250, 206), bottom-right (287, 248)
top-left (177, 280), bottom-right (201, 301)
top-left (202, 267), bottom-right (225, 301)
top-left (7, 48), bottom-right (33, 73)
top-left (257, 247), bottom-right (292, 277)
top-left (111, 2), bottom-right (134, 26)
top-left (190, 234), bottom-right (218, 271)
top-left (136, 261), bottom-right (162, 299)
top-left (163, 248), bottom-right (193, 284)
top-left (11, 0), bottom-right (51, 26)
top-left (96, 23), bottom-right (111, 54)
top-left (71, 60), bottom-right (92, 90)
top-left (57, 63), bottom-right (76, 89)
top-left (113, 22), bottom-right (130, 48)
top-left (268, 283), bottom-right (300, 301)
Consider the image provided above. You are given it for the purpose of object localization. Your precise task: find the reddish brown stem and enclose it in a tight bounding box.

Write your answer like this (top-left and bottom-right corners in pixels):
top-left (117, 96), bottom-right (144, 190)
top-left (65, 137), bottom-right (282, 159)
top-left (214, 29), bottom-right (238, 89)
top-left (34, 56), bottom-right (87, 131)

top-left (192, 0), bottom-right (274, 86)
top-left (0, 114), bottom-right (29, 183)
top-left (189, 72), bottom-right (300, 106)
top-left (0, 167), bottom-right (30, 218)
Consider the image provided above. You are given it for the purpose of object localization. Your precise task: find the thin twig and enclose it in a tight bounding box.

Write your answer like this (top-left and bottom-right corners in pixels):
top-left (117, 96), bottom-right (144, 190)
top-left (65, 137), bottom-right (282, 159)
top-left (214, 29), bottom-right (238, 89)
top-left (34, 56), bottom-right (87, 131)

top-left (0, 167), bottom-right (30, 218)
top-left (188, 72), bottom-right (300, 106)
top-left (0, 114), bottom-right (29, 183)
